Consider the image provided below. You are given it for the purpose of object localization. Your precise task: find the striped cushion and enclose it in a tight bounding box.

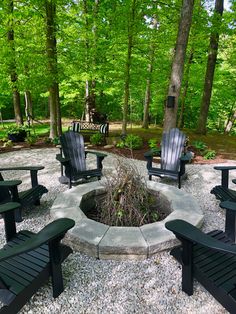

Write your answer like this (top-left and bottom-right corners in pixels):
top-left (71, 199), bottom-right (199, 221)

top-left (100, 123), bottom-right (108, 134)
top-left (71, 122), bottom-right (80, 132)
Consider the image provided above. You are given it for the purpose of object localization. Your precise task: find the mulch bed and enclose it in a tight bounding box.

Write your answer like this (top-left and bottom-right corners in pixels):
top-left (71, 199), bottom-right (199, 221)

top-left (93, 145), bottom-right (230, 165)
top-left (0, 140), bottom-right (232, 165)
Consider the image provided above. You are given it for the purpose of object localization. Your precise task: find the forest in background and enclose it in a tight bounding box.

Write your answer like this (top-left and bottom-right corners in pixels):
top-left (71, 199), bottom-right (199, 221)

top-left (0, 0), bottom-right (236, 138)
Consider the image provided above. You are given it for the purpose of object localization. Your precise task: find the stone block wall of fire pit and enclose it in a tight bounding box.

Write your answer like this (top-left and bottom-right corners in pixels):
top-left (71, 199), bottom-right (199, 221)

top-left (51, 179), bottom-right (203, 261)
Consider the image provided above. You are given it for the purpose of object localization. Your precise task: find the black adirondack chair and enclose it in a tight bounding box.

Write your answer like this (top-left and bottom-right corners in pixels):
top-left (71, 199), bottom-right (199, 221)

top-left (56, 131), bottom-right (107, 188)
top-left (165, 203), bottom-right (236, 313)
top-left (0, 166), bottom-right (48, 222)
top-left (144, 128), bottom-right (192, 188)
top-left (0, 201), bottom-right (75, 314)
top-left (211, 166), bottom-right (236, 202)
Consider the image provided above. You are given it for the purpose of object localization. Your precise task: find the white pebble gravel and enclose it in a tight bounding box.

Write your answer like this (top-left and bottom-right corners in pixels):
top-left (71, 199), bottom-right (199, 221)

top-left (0, 147), bottom-right (235, 314)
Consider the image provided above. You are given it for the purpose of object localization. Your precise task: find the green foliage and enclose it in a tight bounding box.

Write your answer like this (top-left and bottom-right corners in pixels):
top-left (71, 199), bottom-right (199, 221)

top-left (90, 133), bottom-right (104, 146)
top-left (43, 136), bottom-right (60, 145)
top-left (192, 140), bottom-right (207, 151)
top-left (25, 134), bottom-right (38, 145)
top-left (148, 138), bottom-right (158, 149)
top-left (148, 138), bottom-right (161, 155)
top-left (0, 0), bottom-right (235, 135)
top-left (52, 137), bottom-right (60, 145)
top-left (203, 149), bottom-right (216, 160)
top-left (5, 124), bottom-right (29, 135)
top-left (123, 134), bottom-right (143, 150)
top-left (116, 141), bottom-right (126, 148)
top-left (44, 137), bottom-right (52, 144)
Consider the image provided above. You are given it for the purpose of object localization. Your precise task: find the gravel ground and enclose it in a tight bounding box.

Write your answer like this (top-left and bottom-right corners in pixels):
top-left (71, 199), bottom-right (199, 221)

top-left (0, 147), bottom-right (236, 314)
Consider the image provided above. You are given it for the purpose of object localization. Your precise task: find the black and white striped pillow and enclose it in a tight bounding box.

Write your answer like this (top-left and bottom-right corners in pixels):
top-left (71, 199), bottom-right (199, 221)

top-left (100, 123), bottom-right (108, 134)
top-left (72, 122), bottom-right (81, 132)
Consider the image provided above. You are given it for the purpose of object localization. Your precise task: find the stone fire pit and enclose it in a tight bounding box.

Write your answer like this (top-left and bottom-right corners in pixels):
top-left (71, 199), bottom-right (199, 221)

top-left (51, 179), bottom-right (203, 260)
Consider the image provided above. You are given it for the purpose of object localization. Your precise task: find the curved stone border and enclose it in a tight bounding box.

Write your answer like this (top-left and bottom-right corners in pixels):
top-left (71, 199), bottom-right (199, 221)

top-left (51, 179), bottom-right (203, 261)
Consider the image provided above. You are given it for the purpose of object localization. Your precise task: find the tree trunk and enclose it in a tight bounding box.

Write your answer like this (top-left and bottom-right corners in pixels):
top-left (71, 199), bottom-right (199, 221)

top-left (163, 0), bottom-right (194, 132)
top-left (196, 0), bottom-right (224, 134)
top-left (142, 69), bottom-right (152, 129)
top-left (56, 83), bottom-right (62, 136)
top-left (142, 16), bottom-right (157, 129)
top-left (85, 80), bottom-right (91, 121)
top-left (122, 0), bottom-right (136, 135)
top-left (24, 91), bottom-right (33, 127)
top-left (7, 0), bottom-right (23, 125)
top-left (224, 108), bottom-right (236, 134)
top-left (83, 0), bottom-right (99, 122)
top-left (45, 0), bottom-right (61, 139)
top-left (178, 50), bottom-right (194, 128)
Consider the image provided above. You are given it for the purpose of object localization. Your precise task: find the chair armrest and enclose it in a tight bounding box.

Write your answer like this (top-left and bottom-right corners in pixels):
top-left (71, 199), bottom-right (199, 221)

top-left (220, 200), bottom-right (236, 212)
top-left (165, 219), bottom-right (236, 255)
top-left (85, 150), bottom-right (107, 170)
top-left (0, 180), bottom-right (22, 187)
top-left (0, 166), bottom-right (44, 171)
top-left (0, 202), bottom-right (21, 215)
top-left (213, 166), bottom-right (236, 188)
top-left (144, 149), bottom-right (161, 158)
top-left (85, 150), bottom-right (107, 158)
top-left (180, 152), bottom-right (193, 162)
top-left (56, 154), bottom-right (70, 164)
top-left (214, 166), bottom-right (236, 171)
top-left (0, 218), bottom-right (75, 262)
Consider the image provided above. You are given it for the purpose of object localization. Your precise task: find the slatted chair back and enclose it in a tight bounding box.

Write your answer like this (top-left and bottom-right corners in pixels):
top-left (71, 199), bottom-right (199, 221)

top-left (161, 128), bottom-right (186, 172)
top-left (60, 131), bottom-right (87, 176)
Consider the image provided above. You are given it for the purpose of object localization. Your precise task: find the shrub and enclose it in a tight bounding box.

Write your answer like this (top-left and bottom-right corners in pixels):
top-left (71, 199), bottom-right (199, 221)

top-left (90, 133), bottom-right (104, 146)
top-left (203, 150), bottom-right (216, 160)
top-left (5, 124), bottom-right (29, 135)
top-left (124, 134), bottom-right (143, 150)
top-left (192, 140), bottom-right (207, 151)
top-left (26, 134), bottom-right (38, 145)
top-left (52, 136), bottom-right (60, 145)
top-left (116, 141), bottom-right (125, 148)
top-left (5, 124), bottom-right (29, 142)
top-left (44, 137), bottom-right (52, 144)
top-left (148, 138), bottom-right (161, 155)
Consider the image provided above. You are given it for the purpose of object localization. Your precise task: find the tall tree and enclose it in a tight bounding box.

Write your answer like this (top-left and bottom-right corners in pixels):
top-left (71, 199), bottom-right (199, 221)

top-left (6, 0), bottom-right (23, 125)
top-left (83, 0), bottom-right (100, 122)
top-left (45, 0), bottom-right (61, 138)
top-left (142, 15), bottom-right (158, 129)
top-left (122, 0), bottom-right (137, 135)
top-left (163, 0), bottom-right (194, 131)
top-left (196, 0), bottom-right (224, 134)
top-left (225, 108), bottom-right (236, 133)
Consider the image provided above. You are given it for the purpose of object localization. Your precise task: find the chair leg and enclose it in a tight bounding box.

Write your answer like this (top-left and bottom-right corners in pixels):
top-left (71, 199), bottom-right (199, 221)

top-left (14, 208), bottom-right (23, 223)
top-left (9, 186), bottom-right (23, 222)
top-left (149, 175), bottom-right (152, 181)
top-left (178, 175), bottom-right (181, 189)
top-left (49, 240), bottom-right (64, 298)
top-left (181, 239), bottom-right (193, 295)
top-left (4, 209), bottom-right (17, 241)
top-left (225, 208), bottom-right (236, 242)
